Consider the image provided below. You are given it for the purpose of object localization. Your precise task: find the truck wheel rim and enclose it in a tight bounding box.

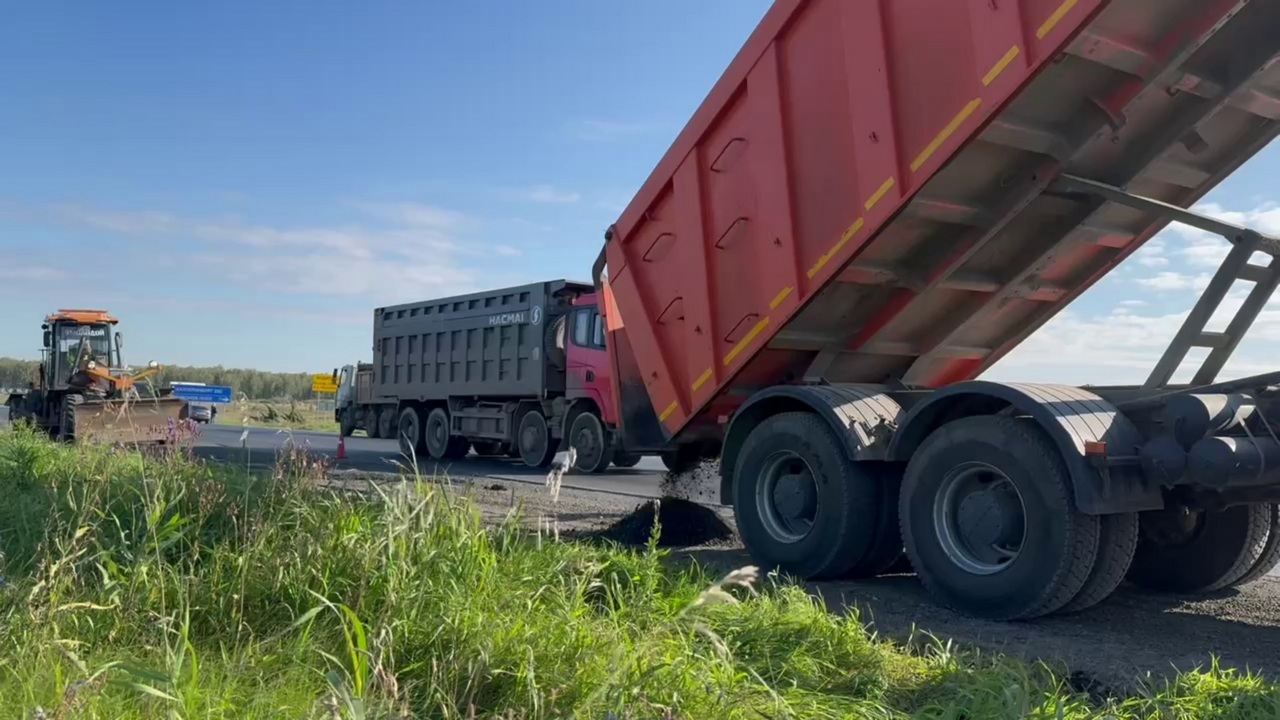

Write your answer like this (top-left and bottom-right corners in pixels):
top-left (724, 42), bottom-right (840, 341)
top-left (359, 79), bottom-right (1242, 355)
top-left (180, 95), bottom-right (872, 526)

top-left (757, 450), bottom-right (818, 543)
top-left (933, 461), bottom-right (1026, 575)
top-left (573, 418), bottom-right (602, 469)
top-left (427, 414), bottom-right (447, 452)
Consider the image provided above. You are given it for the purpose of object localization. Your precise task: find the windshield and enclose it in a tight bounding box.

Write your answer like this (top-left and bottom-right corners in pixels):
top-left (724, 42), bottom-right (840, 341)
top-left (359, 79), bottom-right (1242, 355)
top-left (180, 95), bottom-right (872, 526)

top-left (55, 323), bottom-right (113, 380)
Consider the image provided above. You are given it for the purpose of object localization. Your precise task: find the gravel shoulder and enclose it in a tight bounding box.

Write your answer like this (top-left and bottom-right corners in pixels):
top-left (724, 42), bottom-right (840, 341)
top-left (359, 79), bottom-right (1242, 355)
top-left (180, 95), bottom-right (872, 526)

top-left (323, 468), bottom-right (1280, 691)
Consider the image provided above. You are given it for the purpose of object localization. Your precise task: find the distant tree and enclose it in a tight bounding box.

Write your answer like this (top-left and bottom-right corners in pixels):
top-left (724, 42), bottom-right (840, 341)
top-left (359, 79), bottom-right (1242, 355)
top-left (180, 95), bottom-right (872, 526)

top-left (0, 356), bottom-right (324, 401)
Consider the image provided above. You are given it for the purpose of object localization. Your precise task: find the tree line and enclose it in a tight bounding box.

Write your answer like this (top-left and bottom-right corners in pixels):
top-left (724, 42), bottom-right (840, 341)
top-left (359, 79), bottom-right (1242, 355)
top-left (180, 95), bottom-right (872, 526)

top-left (0, 357), bottom-right (327, 401)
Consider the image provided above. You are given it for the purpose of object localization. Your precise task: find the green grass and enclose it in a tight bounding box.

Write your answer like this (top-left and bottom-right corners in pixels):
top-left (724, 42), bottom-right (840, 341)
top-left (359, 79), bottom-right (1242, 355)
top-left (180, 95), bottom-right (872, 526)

top-left (213, 398), bottom-right (341, 433)
top-left (0, 427), bottom-right (1277, 718)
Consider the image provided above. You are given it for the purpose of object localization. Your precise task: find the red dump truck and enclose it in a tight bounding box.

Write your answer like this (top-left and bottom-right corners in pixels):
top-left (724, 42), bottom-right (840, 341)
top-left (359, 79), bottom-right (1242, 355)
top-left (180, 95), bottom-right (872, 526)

top-left (593, 0), bottom-right (1280, 620)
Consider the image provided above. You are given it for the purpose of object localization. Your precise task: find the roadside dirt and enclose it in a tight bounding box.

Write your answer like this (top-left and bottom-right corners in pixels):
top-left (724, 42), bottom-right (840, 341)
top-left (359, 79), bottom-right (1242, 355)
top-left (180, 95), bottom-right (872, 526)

top-left (321, 467), bottom-right (1280, 691)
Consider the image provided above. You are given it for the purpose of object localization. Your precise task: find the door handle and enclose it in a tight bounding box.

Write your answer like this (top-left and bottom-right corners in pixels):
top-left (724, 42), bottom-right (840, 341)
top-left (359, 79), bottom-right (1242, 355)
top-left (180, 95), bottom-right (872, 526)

top-left (586, 371), bottom-right (595, 382)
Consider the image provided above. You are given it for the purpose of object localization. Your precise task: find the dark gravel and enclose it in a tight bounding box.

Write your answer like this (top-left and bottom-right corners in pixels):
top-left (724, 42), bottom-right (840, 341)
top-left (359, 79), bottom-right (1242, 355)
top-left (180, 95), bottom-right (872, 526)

top-left (592, 497), bottom-right (735, 547)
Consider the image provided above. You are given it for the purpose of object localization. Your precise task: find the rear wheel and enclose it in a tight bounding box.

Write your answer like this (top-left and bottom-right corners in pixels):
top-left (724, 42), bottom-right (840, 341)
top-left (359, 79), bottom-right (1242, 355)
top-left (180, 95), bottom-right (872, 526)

top-left (613, 453), bottom-right (642, 468)
top-left (900, 416), bottom-right (1100, 620)
top-left (377, 408), bottom-right (394, 441)
top-left (1233, 504), bottom-right (1280, 587)
top-left (397, 407), bottom-right (424, 459)
top-left (733, 412), bottom-right (880, 581)
top-left (424, 408), bottom-right (465, 460)
top-left (1126, 503), bottom-right (1271, 594)
top-left (844, 467), bottom-right (905, 578)
top-left (517, 410), bottom-right (557, 468)
top-left (365, 408), bottom-right (382, 439)
top-left (569, 411), bottom-right (614, 474)
top-left (1057, 511), bottom-right (1139, 614)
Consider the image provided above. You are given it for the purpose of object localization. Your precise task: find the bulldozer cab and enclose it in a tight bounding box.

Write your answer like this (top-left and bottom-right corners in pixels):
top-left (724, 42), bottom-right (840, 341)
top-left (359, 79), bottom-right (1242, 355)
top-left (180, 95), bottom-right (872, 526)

top-left (43, 313), bottom-right (116, 390)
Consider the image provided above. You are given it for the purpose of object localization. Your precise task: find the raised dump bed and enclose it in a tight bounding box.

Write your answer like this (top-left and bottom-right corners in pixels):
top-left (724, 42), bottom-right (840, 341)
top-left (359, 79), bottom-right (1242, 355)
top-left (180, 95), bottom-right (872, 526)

top-left (600, 0), bottom-right (1280, 619)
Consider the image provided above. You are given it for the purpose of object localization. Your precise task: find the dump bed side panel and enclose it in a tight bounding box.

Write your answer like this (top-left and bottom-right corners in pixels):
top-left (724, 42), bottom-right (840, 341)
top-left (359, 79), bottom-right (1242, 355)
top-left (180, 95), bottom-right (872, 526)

top-left (606, 0), bottom-right (1108, 436)
top-left (372, 281), bottom-right (583, 402)
top-left (606, 0), bottom-right (1280, 442)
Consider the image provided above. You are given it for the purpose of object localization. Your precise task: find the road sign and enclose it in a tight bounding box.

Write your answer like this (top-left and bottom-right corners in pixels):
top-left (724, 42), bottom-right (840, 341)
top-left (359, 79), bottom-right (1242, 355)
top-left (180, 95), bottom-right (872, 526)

top-left (312, 374), bottom-right (338, 393)
top-left (170, 384), bottom-right (233, 404)
top-left (317, 398), bottom-right (336, 414)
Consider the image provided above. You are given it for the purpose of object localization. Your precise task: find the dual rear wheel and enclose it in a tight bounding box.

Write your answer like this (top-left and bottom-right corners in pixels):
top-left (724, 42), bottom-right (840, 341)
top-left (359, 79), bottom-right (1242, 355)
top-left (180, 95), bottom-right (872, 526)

top-left (734, 412), bottom-right (1280, 620)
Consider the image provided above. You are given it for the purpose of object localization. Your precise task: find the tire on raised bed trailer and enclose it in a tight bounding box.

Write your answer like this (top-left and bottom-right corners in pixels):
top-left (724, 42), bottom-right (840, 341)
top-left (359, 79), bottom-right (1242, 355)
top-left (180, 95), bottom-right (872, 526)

top-left (732, 412), bottom-right (881, 581)
top-left (841, 465), bottom-right (905, 579)
top-left (1126, 502), bottom-right (1272, 594)
top-left (1057, 511), bottom-right (1139, 614)
top-left (899, 415), bottom-right (1101, 620)
top-left (1233, 504), bottom-right (1280, 587)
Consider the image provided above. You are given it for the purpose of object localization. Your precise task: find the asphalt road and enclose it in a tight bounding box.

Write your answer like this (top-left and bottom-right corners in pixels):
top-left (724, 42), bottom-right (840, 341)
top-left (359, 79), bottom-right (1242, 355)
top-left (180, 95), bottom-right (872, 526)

top-left (191, 423), bottom-right (671, 500)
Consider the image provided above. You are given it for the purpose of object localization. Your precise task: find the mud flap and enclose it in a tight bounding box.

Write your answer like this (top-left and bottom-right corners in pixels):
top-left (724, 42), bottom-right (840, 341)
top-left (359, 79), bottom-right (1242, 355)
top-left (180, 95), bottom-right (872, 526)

top-left (73, 396), bottom-right (191, 444)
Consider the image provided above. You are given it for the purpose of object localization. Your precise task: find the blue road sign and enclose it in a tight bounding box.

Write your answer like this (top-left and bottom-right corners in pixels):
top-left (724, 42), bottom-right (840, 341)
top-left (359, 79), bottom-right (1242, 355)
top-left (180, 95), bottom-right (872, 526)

top-left (170, 384), bottom-right (233, 404)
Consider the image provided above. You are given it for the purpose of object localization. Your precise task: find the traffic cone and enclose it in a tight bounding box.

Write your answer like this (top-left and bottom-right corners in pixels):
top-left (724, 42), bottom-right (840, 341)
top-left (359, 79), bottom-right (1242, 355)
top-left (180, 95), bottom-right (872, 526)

top-left (337, 434), bottom-right (347, 460)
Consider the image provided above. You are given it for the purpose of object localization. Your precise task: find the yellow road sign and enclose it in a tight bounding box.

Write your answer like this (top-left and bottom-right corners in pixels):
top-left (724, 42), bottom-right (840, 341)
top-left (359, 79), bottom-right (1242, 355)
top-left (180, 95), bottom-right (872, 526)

top-left (312, 374), bottom-right (338, 393)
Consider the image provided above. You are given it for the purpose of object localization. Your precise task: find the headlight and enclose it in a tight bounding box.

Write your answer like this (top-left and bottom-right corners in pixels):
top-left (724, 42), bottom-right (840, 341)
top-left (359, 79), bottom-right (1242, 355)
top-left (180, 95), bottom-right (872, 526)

top-left (148, 360), bottom-right (159, 369)
top-left (87, 360), bottom-right (97, 370)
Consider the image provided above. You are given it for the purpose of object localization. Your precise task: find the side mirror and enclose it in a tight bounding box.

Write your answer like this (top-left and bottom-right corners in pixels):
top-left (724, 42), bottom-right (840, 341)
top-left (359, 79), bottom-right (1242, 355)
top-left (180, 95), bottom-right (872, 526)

top-left (42, 330), bottom-right (51, 348)
top-left (332, 368), bottom-right (339, 383)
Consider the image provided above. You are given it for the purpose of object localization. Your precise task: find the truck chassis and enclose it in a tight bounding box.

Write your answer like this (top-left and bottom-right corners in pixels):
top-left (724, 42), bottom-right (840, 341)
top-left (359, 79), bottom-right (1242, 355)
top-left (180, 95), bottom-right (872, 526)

top-left (715, 180), bottom-right (1280, 619)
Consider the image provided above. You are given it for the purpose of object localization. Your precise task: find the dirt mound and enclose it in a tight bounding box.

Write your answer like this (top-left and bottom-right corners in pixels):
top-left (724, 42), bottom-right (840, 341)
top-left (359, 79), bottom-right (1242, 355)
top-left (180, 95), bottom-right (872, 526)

top-left (593, 497), bottom-right (734, 548)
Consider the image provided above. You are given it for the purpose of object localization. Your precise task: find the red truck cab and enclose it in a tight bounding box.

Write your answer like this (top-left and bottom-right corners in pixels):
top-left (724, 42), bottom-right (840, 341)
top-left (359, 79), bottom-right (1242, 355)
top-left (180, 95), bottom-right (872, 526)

top-left (561, 292), bottom-right (643, 471)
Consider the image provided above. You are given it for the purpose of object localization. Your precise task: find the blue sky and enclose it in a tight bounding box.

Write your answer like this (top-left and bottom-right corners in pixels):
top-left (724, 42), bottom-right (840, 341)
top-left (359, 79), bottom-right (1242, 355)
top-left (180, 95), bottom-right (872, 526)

top-left (2, 1), bottom-right (1279, 386)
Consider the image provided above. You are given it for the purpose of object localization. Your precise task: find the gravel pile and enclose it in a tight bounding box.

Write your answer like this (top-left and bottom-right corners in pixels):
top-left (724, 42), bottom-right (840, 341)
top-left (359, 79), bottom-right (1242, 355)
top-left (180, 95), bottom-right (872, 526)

top-left (593, 497), bottom-right (734, 548)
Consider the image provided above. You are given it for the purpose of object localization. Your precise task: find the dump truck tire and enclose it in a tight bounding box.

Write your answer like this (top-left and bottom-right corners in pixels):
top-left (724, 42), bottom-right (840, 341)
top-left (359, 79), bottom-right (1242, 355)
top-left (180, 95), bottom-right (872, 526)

top-left (424, 408), bottom-right (461, 460)
top-left (569, 411), bottom-right (614, 474)
top-left (1233, 504), bottom-right (1280, 588)
top-left (1127, 503), bottom-right (1271, 594)
top-left (377, 408), bottom-right (394, 441)
top-left (900, 416), bottom-right (1100, 620)
top-left (517, 410), bottom-right (557, 468)
top-left (472, 440), bottom-right (504, 457)
top-left (339, 409), bottom-right (356, 438)
top-left (366, 408), bottom-right (383, 439)
top-left (844, 470), bottom-right (905, 579)
top-left (397, 407), bottom-right (424, 460)
top-left (733, 412), bottom-right (880, 581)
top-left (58, 394), bottom-right (83, 443)
top-left (613, 453), bottom-right (642, 468)
top-left (1057, 511), bottom-right (1139, 614)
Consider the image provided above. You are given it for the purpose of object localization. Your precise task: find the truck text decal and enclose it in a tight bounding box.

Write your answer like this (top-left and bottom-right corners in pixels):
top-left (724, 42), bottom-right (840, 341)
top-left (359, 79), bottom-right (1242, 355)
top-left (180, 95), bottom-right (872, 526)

top-left (487, 312), bottom-right (528, 327)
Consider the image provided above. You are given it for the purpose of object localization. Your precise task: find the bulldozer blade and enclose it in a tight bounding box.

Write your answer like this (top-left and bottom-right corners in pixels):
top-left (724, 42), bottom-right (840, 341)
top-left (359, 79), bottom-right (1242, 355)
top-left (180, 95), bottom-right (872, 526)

top-left (73, 396), bottom-right (191, 445)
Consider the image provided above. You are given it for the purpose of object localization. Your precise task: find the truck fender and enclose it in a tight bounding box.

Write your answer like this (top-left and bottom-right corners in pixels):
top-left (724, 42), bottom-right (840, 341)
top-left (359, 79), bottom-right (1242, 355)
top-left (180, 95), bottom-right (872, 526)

top-left (887, 381), bottom-right (1162, 515)
top-left (718, 384), bottom-right (903, 506)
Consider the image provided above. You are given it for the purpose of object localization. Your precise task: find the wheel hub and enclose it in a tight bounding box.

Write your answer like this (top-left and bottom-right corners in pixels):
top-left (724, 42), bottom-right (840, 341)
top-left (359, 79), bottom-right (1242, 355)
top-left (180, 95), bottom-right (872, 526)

top-left (934, 461), bottom-right (1026, 575)
top-left (757, 451), bottom-right (819, 542)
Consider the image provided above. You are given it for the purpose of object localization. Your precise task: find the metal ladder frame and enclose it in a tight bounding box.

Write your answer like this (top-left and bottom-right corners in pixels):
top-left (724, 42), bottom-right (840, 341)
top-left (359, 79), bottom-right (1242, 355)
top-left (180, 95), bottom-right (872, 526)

top-left (1052, 174), bottom-right (1280, 389)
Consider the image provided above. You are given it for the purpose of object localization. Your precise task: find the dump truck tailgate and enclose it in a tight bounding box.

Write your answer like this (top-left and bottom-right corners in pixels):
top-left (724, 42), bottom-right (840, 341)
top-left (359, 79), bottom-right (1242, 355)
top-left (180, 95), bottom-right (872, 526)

top-left (604, 0), bottom-right (1280, 442)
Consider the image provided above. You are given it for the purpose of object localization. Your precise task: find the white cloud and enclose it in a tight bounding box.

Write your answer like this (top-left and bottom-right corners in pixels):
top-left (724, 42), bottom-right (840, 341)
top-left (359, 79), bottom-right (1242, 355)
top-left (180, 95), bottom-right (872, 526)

top-left (986, 197), bottom-right (1280, 387)
top-left (24, 199), bottom-right (505, 305)
top-left (1135, 271), bottom-right (1211, 291)
top-left (0, 265), bottom-right (67, 281)
top-left (1132, 239), bottom-right (1169, 268)
top-left (524, 185), bottom-right (581, 204)
top-left (570, 118), bottom-right (668, 143)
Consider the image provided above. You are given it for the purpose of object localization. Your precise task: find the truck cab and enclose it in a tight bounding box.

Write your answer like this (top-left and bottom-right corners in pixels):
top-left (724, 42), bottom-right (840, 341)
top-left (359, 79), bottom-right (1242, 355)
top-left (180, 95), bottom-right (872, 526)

top-left (557, 291), bottom-right (642, 471)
